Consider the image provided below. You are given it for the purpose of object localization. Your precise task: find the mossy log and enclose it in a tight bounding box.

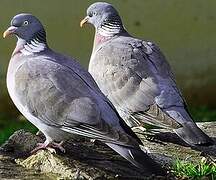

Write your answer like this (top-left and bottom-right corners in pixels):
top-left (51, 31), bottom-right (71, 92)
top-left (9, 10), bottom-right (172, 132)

top-left (0, 122), bottom-right (215, 179)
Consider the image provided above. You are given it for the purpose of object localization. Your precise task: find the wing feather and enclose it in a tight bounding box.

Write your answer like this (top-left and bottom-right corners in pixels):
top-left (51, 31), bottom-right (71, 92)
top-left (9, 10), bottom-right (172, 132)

top-left (89, 37), bottom-right (184, 128)
top-left (15, 57), bottom-right (137, 146)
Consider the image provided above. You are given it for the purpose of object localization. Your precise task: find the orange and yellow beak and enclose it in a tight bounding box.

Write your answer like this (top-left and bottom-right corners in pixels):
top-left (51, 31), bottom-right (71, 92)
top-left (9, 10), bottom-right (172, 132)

top-left (3, 26), bottom-right (17, 38)
top-left (80, 16), bottom-right (89, 27)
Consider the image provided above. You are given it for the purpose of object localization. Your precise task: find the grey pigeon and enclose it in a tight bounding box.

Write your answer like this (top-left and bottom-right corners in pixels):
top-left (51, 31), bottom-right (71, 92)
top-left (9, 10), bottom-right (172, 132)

top-left (80, 2), bottom-right (213, 146)
top-left (3, 13), bottom-right (166, 175)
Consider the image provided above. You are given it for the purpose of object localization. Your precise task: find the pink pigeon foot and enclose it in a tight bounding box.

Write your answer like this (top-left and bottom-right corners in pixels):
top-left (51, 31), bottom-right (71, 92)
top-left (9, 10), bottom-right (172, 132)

top-left (31, 141), bottom-right (65, 154)
top-left (50, 141), bottom-right (65, 153)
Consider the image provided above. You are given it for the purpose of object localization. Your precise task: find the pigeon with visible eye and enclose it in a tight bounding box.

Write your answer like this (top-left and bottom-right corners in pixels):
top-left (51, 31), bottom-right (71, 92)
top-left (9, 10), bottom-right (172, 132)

top-left (80, 2), bottom-right (213, 146)
top-left (3, 13), bottom-right (166, 175)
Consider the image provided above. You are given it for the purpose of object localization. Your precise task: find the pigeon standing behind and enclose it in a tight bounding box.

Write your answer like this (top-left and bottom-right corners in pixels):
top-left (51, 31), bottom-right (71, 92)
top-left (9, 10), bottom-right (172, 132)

top-left (3, 13), bottom-right (166, 175)
top-left (80, 2), bottom-right (213, 146)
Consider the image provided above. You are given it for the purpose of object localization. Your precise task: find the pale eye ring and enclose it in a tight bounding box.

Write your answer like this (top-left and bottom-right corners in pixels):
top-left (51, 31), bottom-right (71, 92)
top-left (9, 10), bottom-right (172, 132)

top-left (23, 20), bottom-right (29, 25)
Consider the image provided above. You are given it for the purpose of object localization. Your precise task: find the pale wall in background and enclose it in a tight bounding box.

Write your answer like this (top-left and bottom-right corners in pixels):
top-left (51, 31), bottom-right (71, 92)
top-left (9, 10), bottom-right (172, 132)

top-left (0, 0), bottom-right (215, 117)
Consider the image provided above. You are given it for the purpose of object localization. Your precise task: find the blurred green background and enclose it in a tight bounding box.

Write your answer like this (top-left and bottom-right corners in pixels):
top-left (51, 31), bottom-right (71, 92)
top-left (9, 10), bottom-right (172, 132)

top-left (0, 0), bottom-right (216, 144)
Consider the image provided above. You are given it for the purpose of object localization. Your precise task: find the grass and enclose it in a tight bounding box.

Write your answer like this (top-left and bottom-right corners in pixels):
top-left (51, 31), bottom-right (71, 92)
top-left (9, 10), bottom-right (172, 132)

top-left (173, 158), bottom-right (216, 179)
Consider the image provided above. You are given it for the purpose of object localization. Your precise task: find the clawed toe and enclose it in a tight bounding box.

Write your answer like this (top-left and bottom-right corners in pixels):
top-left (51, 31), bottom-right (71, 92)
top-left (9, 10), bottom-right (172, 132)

top-left (30, 141), bottom-right (65, 154)
top-left (52, 141), bottom-right (65, 153)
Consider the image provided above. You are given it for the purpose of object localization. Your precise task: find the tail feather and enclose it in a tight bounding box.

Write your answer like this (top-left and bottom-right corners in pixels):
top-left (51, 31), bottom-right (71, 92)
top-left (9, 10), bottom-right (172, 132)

top-left (130, 104), bottom-right (213, 146)
top-left (106, 143), bottom-right (166, 175)
top-left (174, 122), bottom-right (213, 146)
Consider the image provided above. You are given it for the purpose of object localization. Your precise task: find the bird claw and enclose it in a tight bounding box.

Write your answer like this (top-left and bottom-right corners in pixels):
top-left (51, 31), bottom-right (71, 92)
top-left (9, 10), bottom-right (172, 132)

top-left (51, 141), bottom-right (65, 153)
top-left (31, 141), bottom-right (65, 154)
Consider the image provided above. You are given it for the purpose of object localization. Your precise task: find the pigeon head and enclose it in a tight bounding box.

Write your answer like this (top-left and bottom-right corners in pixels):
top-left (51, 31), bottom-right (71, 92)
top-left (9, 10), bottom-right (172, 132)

top-left (3, 13), bottom-right (46, 43)
top-left (80, 2), bottom-right (125, 36)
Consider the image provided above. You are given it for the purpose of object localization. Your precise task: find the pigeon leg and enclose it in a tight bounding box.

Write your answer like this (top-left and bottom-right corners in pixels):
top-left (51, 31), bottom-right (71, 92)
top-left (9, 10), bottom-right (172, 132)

top-left (31, 140), bottom-right (65, 154)
top-left (31, 140), bottom-right (50, 154)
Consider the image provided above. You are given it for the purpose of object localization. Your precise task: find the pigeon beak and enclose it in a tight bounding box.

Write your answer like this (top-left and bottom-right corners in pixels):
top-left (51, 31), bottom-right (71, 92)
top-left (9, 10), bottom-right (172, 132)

top-left (3, 26), bottom-right (18, 38)
top-left (80, 16), bottom-right (89, 27)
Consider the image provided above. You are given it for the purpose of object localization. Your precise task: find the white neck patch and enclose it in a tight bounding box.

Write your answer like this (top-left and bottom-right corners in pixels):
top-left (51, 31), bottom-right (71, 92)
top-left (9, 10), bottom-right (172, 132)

top-left (20, 38), bottom-right (46, 55)
top-left (16, 37), bottom-right (46, 56)
top-left (97, 22), bottom-right (122, 37)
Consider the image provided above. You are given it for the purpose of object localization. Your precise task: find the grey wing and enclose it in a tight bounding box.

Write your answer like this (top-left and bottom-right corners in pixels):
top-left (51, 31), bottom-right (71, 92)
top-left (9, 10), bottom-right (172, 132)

top-left (15, 58), bottom-right (137, 146)
top-left (90, 38), bottom-right (183, 129)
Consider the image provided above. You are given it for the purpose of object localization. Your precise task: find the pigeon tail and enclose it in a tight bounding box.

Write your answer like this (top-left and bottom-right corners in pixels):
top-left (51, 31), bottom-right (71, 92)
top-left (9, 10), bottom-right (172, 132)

top-left (106, 143), bottom-right (166, 175)
top-left (174, 122), bottom-right (213, 146)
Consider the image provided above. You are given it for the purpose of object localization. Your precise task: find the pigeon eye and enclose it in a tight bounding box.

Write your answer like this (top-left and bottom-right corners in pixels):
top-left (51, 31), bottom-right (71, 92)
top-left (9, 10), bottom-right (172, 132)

top-left (89, 12), bottom-right (96, 17)
top-left (88, 13), bottom-right (93, 17)
top-left (23, 21), bottom-right (29, 26)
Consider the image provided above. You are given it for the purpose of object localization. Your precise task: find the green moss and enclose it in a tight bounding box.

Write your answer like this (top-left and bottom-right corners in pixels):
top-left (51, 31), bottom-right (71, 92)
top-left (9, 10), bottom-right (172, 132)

top-left (173, 158), bottom-right (216, 179)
